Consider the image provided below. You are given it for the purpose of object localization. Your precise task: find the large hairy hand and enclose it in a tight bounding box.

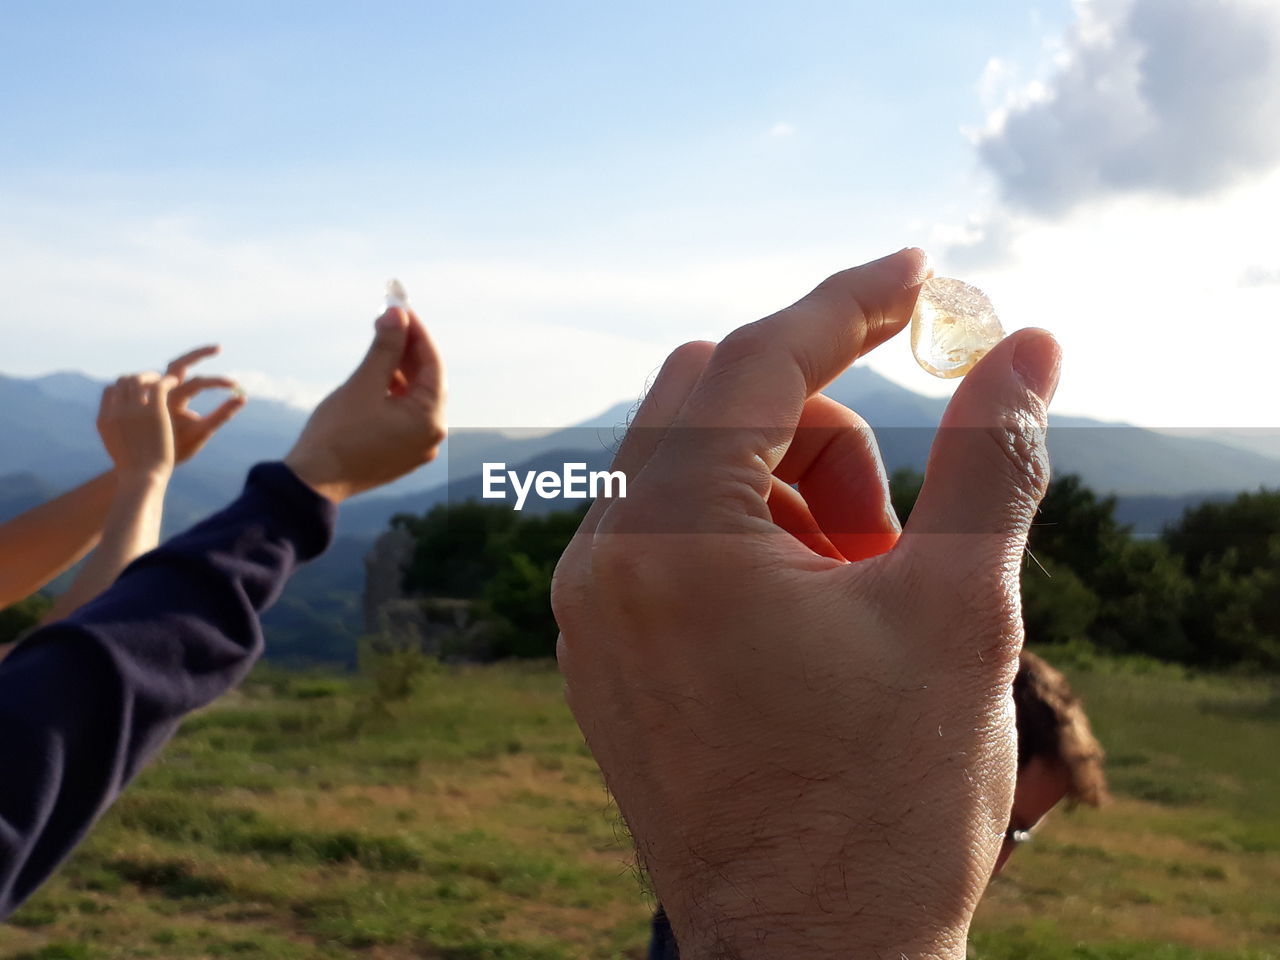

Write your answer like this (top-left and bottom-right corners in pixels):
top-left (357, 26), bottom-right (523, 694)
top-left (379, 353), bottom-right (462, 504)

top-left (285, 307), bottom-right (446, 503)
top-left (552, 249), bottom-right (1062, 960)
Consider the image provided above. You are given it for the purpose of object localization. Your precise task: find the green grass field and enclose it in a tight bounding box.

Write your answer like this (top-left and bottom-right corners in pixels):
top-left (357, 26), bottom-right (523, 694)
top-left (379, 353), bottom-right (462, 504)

top-left (2, 657), bottom-right (1277, 960)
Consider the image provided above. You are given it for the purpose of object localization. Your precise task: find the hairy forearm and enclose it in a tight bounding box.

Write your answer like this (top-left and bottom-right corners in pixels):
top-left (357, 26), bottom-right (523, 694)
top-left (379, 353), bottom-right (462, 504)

top-left (649, 796), bottom-right (981, 960)
top-left (660, 861), bottom-right (971, 960)
top-left (43, 472), bottom-right (169, 623)
top-left (0, 471), bottom-right (118, 608)
top-left (668, 904), bottom-right (969, 960)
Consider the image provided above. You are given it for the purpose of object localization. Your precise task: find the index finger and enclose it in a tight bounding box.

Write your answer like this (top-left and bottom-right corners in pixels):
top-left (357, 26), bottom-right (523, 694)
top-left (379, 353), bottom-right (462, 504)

top-left (655, 248), bottom-right (929, 485)
top-left (165, 344), bottom-right (221, 380)
top-left (401, 309), bottom-right (445, 407)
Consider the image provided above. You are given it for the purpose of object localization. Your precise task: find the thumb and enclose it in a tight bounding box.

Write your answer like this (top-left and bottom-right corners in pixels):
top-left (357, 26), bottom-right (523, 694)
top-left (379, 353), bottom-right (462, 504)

top-left (902, 328), bottom-right (1061, 567)
top-left (346, 307), bottom-right (409, 397)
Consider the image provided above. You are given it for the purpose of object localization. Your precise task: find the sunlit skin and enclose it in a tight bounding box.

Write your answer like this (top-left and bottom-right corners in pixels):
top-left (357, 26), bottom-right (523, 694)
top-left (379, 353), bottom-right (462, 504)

top-left (285, 306), bottom-right (447, 503)
top-left (838, 531), bottom-right (1072, 881)
top-left (40, 373), bottom-right (178, 623)
top-left (554, 248), bottom-right (1064, 959)
top-left (0, 345), bottom-right (244, 623)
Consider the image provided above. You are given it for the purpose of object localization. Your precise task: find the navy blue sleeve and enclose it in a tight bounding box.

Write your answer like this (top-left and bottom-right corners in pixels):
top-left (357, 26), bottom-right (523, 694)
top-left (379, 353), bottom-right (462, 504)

top-left (649, 904), bottom-right (681, 959)
top-left (0, 462), bottom-right (335, 919)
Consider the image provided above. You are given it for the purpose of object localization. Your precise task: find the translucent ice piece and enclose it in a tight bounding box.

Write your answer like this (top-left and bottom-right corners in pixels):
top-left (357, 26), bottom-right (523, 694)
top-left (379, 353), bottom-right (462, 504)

top-left (385, 278), bottom-right (410, 309)
top-left (910, 277), bottom-right (1005, 379)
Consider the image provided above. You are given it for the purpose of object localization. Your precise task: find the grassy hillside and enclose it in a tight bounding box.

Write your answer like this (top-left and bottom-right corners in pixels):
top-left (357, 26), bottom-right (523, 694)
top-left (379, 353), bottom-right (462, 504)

top-left (1, 659), bottom-right (1277, 960)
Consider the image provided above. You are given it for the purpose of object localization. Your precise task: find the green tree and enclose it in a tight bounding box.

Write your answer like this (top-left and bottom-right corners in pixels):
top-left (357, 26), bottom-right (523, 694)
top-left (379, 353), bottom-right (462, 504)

top-left (482, 553), bottom-right (559, 659)
top-left (394, 501), bottom-right (518, 599)
top-left (1165, 489), bottom-right (1280, 578)
top-left (1179, 541), bottom-right (1280, 670)
top-left (391, 500), bottom-right (585, 659)
top-left (479, 507), bottom-right (585, 659)
top-left (1089, 538), bottom-right (1193, 662)
top-left (1020, 559), bottom-right (1099, 647)
top-left (888, 468), bottom-right (923, 525)
top-left (1164, 492), bottom-right (1280, 669)
top-left (1029, 474), bottom-right (1126, 575)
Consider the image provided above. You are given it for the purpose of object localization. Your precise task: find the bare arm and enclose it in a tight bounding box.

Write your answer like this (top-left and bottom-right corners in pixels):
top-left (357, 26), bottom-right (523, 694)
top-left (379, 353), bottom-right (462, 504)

top-left (0, 461), bottom-right (335, 918)
top-left (0, 345), bottom-right (243, 613)
top-left (0, 472), bottom-right (117, 609)
top-left (553, 249), bottom-right (1062, 959)
top-left (42, 375), bottom-right (176, 624)
top-left (43, 472), bottom-right (169, 623)
top-left (0, 305), bottom-right (442, 920)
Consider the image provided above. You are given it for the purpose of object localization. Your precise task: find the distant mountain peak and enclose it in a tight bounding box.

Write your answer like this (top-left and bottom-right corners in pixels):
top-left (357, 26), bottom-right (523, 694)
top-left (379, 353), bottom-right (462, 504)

top-left (570, 400), bottom-right (638, 432)
top-left (33, 370), bottom-right (98, 384)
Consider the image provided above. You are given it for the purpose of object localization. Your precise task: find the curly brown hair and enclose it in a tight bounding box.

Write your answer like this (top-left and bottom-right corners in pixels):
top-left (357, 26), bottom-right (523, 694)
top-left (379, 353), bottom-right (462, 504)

top-left (1014, 649), bottom-right (1110, 807)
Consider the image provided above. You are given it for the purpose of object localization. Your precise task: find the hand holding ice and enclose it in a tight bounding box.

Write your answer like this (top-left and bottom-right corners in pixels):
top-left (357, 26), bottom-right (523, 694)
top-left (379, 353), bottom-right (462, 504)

top-left (910, 277), bottom-right (1005, 379)
top-left (385, 278), bottom-right (410, 310)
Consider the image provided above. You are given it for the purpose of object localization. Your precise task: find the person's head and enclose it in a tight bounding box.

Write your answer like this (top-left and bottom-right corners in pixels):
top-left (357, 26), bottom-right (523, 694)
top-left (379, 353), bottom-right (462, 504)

top-left (994, 649), bottom-right (1109, 874)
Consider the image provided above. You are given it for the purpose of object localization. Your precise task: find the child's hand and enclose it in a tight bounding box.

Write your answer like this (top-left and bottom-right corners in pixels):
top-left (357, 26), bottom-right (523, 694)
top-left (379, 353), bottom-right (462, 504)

top-left (285, 307), bottom-right (447, 502)
top-left (161, 345), bottom-right (246, 464)
top-left (97, 373), bottom-right (178, 483)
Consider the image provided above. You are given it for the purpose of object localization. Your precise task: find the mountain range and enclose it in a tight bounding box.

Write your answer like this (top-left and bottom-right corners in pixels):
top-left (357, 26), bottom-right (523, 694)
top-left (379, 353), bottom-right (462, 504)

top-left (4, 366), bottom-right (1277, 662)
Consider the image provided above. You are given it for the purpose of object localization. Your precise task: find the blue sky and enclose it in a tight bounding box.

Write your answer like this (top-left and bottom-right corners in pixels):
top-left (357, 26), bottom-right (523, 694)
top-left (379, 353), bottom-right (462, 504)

top-left (3, 0), bottom-right (1279, 429)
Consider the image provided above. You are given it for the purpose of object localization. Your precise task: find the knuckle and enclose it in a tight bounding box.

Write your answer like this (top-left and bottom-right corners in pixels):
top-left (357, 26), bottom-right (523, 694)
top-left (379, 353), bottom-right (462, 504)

top-left (712, 322), bottom-right (774, 371)
top-left (664, 339), bottom-right (715, 371)
top-left (886, 543), bottom-right (1025, 671)
top-left (809, 269), bottom-right (879, 327)
top-left (587, 530), bottom-right (661, 596)
top-left (549, 551), bottom-right (587, 630)
top-left (415, 423), bottom-right (447, 463)
top-left (712, 314), bottom-right (822, 392)
top-left (980, 409), bottom-right (1051, 505)
top-left (935, 551), bottom-right (1027, 666)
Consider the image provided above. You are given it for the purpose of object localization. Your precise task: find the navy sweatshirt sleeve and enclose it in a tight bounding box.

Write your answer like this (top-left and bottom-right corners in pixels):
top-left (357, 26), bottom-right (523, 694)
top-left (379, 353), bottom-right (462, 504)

top-left (0, 462), bottom-right (335, 919)
top-left (648, 905), bottom-right (680, 959)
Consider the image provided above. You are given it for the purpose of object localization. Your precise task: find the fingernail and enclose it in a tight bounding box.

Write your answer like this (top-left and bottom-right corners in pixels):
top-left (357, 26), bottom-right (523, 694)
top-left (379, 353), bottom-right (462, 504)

top-left (1012, 330), bottom-right (1062, 403)
top-left (895, 246), bottom-right (932, 282)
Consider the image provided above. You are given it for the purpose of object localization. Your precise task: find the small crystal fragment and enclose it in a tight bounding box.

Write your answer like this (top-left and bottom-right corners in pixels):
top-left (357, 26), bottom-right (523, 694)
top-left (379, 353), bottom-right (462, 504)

top-left (385, 278), bottom-right (410, 309)
top-left (910, 277), bottom-right (1005, 379)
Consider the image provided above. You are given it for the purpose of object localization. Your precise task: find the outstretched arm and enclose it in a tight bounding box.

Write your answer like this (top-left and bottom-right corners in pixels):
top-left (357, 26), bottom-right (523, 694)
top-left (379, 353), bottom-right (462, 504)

top-left (0, 345), bottom-right (243, 612)
top-left (0, 473), bottom-right (116, 610)
top-left (42, 375), bottom-right (176, 624)
top-left (0, 305), bottom-right (444, 920)
top-left (0, 461), bottom-right (335, 917)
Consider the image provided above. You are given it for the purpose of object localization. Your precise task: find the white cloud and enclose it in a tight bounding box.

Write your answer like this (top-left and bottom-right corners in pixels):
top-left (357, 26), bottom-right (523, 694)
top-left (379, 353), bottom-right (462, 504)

top-left (976, 0), bottom-right (1280, 217)
top-left (5, 186), bottom-right (1276, 437)
top-left (768, 122), bottom-right (795, 138)
top-left (935, 213), bottom-right (1018, 273)
top-left (0, 200), bottom-right (866, 429)
top-left (1240, 264), bottom-right (1280, 288)
top-left (221, 370), bottom-right (325, 410)
top-left (925, 169), bottom-right (1280, 429)
top-left (976, 57), bottom-right (1020, 114)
